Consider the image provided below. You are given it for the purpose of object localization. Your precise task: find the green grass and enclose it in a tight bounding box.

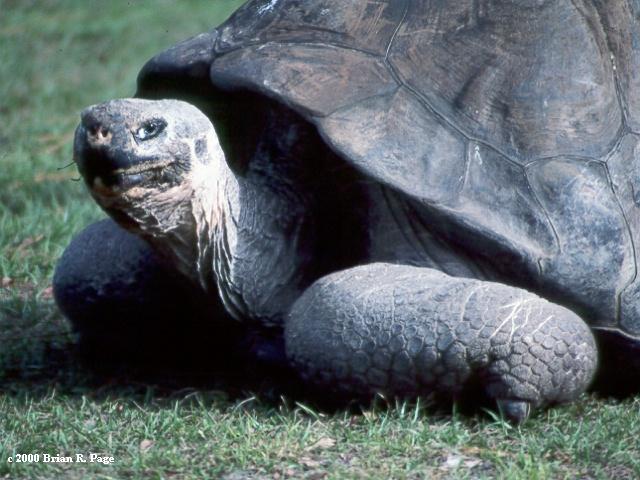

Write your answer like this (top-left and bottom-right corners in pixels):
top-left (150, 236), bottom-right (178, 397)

top-left (1, 1), bottom-right (640, 478)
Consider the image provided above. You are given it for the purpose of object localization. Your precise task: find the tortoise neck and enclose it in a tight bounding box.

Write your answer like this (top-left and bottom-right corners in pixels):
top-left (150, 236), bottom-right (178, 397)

top-left (128, 160), bottom-right (221, 292)
top-left (210, 147), bottom-right (316, 325)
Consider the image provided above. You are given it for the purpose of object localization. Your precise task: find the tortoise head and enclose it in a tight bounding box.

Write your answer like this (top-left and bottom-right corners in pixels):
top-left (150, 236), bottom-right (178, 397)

top-left (74, 98), bottom-right (225, 237)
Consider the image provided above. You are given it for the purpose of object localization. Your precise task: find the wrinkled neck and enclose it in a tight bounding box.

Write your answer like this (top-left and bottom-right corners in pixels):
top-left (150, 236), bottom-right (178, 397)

top-left (185, 138), bottom-right (232, 292)
top-left (210, 156), bottom-right (314, 325)
top-left (166, 159), bottom-right (227, 293)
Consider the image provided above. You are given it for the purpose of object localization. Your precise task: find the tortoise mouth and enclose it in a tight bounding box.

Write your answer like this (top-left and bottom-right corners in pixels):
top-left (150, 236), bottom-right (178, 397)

top-left (88, 163), bottom-right (176, 196)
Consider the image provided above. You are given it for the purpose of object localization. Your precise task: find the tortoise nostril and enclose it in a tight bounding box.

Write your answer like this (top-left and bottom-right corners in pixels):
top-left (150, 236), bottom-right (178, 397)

top-left (81, 108), bottom-right (110, 139)
top-left (85, 121), bottom-right (112, 145)
top-left (87, 123), bottom-right (109, 136)
top-left (87, 123), bottom-right (100, 137)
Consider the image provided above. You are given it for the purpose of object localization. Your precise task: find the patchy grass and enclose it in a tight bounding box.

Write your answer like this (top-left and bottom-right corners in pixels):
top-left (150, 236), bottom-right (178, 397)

top-left (1, 390), bottom-right (639, 479)
top-left (1, 1), bottom-right (640, 478)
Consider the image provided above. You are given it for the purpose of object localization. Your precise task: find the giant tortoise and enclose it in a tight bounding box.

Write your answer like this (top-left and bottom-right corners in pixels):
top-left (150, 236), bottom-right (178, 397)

top-left (54, 0), bottom-right (640, 421)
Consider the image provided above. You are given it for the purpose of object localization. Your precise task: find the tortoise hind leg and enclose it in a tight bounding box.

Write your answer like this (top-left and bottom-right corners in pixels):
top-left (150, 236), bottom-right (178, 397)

top-left (53, 219), bottom-right (240, 371)
top-left (285, 263), bottom-right (597, 423)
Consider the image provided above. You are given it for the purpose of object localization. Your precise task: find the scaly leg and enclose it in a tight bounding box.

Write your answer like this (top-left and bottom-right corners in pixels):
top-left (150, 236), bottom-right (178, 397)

top-left (53, 219), bottom-right (239, 369)
top-left (285, 263), bottom-right (597, 422)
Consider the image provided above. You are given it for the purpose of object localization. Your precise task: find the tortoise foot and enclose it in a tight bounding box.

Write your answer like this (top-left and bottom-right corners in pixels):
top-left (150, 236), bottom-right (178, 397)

top-left (286, 263), bottom-right (597, 418)
top-left (496, 399), bottom-right (532, 424)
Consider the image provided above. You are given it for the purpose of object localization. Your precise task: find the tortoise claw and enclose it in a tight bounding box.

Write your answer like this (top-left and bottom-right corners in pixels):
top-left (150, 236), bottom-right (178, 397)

top-left (496, 399), bottom-right (532, 424)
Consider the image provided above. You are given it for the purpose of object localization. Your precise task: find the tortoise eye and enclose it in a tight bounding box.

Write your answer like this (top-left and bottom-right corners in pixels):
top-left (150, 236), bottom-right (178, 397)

top-left (135, 119), bottom-right (166, 141)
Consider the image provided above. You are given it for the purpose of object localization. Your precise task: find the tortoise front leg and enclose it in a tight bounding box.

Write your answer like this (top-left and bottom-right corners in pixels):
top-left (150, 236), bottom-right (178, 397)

top-left (285, 263), bottom-right (597, 422)
top-left (53, 219), bottom-right (241, 370)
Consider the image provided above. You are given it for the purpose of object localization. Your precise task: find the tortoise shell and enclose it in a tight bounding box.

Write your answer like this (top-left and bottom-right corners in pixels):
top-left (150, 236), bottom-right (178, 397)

top-left (137, 0), bottom-right (640, 339)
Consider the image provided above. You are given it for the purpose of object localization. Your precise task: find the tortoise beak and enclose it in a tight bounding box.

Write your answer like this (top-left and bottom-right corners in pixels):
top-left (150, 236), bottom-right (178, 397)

top-left (74, 105), bottom-right (143, 192)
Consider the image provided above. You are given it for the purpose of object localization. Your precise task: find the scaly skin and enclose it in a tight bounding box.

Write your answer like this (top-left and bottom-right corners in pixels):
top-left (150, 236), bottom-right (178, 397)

top-left (286, 263), bottom-right (597, 421)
